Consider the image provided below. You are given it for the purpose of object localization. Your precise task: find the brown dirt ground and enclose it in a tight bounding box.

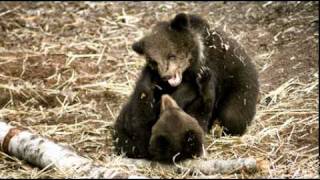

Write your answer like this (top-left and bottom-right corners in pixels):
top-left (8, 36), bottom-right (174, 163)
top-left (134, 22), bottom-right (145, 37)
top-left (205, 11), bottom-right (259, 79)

top-left (0, 1), bottom-right (318, 178)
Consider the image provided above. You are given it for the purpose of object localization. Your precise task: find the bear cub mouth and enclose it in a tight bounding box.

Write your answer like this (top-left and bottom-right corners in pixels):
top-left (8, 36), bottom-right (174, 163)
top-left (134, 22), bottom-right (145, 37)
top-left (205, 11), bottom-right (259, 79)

top-left (167, 72), bottom-right (182, 87)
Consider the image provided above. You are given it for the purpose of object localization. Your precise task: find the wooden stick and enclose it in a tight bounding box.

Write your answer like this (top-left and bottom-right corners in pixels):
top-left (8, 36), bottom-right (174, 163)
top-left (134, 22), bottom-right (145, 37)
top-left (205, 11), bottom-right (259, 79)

top-left (118, 156), bottom-right (268, 176)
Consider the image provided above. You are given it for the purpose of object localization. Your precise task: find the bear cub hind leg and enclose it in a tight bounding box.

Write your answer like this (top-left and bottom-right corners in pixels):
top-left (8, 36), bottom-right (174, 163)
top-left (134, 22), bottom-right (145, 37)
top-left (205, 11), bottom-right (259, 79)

top-left (217, 88), bottom-right (257, 136)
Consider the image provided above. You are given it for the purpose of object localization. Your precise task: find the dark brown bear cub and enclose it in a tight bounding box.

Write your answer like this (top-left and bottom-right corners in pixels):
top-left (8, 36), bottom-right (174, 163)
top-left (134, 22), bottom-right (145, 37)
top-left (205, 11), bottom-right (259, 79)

top-left (113, 13), bottom-right (259, 159)
top-left (149, 94), bottom-right (204, 162)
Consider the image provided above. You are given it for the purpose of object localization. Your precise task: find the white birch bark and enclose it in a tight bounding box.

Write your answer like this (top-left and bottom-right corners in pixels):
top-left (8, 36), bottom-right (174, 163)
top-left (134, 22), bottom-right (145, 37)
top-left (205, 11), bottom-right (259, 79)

top-left (0, 121), bottom-right (145, 179)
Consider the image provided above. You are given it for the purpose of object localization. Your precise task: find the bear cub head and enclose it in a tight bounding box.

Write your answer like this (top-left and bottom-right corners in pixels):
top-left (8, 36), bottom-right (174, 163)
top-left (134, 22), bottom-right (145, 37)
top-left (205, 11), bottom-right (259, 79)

top-left (149, 94), bottom-right (204, 162)
top-left (132, 13), bottom-right (208, 87)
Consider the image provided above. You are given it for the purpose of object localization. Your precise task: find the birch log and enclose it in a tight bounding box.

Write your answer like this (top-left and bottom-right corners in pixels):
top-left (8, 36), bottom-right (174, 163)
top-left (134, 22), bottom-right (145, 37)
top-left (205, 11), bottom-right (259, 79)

top-left (0, 121), bottom-right (146, 179)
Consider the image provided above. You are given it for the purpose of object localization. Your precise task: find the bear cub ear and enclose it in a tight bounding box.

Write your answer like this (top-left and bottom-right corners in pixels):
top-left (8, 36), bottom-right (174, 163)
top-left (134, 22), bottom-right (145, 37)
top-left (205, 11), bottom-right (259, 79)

top-left (132, 40), bottom-right (145, 55)
top-left (161, 95), bottom-right (180, 112)
top-left (170, 13), bottom-right (190, 31)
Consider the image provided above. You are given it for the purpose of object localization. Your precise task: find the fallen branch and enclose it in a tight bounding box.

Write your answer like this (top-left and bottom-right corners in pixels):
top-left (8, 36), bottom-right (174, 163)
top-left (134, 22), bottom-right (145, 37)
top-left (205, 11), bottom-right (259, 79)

top-left (0, 121), bottom-right (146, 179)
top-left (117, 157), bottom-right (268, 176)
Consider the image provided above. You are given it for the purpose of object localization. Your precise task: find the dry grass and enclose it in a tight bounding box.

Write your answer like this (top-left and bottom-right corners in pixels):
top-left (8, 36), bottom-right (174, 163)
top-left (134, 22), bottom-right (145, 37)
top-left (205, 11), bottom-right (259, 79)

top-left (0, 1), bottom-right (318, 178)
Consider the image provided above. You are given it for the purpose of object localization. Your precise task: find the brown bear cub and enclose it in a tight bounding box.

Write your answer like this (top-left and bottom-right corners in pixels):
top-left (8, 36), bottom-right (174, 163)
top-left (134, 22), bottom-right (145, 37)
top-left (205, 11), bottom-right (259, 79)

top-left (113, 13), bottom-right (259, 159)
top-left (149, 94), bottom-right (204, 162)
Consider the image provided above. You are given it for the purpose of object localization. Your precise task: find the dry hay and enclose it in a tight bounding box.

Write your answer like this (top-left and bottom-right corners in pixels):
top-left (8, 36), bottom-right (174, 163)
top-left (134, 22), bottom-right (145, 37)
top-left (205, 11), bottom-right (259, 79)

top-left (0, 1), bottom-right (318, 178)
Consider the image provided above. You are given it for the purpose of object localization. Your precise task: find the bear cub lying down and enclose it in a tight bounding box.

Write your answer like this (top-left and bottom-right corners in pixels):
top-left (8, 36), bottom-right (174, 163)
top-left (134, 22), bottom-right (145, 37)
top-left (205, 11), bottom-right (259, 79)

top-left (113, 12), bottom-right (259, 161)
top-left (149, 94), bottom-right (204, 162)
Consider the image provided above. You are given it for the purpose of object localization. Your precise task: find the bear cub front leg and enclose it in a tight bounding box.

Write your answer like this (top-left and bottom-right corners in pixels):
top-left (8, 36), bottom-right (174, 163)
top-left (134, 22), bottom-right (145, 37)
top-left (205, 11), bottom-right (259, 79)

top-left (196, 66), bottom-right (215, 113)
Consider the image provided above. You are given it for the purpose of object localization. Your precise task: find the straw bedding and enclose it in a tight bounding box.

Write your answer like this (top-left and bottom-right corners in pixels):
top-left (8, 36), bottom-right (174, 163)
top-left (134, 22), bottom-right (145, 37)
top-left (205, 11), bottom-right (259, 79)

top-left (0, 1), bottom-right (318, 178)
